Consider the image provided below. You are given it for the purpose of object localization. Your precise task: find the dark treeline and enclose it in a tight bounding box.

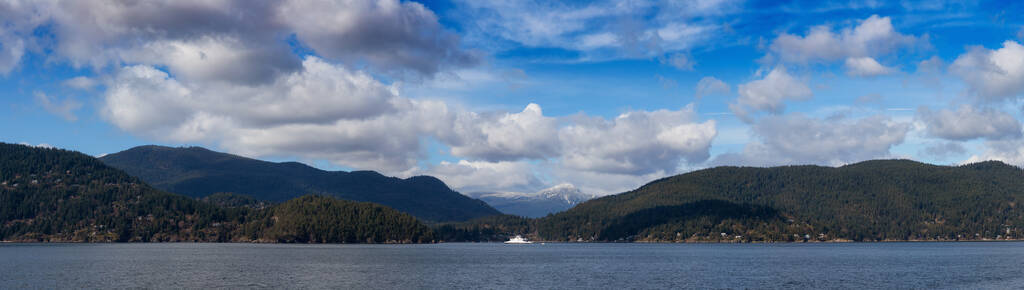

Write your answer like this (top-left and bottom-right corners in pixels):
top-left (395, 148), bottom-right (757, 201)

top-left (534, 160), bottom-right (1024, 242)
top-left (0, 143), bottom-right (431, 243)
top-left (240, 195), bottom-right (433, 243)
top-left (433, 214), bottom-right (533, 242)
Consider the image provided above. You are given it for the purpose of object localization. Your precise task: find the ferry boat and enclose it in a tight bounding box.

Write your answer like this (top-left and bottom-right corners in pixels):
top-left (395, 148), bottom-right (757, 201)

top-left (504, 235), bottom-right (534, 244)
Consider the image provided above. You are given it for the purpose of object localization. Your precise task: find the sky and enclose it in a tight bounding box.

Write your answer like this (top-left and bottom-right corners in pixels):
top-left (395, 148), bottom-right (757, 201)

top-left (2, 0), bottom-right (1024, 196)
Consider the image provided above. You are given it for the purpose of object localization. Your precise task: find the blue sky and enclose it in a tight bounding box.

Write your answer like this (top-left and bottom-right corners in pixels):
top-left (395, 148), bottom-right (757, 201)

top-left (2, 0), bottom-right (1024, 195)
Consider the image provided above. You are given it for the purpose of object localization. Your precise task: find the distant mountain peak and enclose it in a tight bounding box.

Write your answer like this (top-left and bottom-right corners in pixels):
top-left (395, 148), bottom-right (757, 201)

top-left (472, 183), bottom-right (597, 218)
top-left (536, 183), bottom-right (595, 202)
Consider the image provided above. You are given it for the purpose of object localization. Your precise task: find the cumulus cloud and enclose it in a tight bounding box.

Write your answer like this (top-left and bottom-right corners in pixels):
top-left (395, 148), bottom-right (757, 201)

top-left (949, 40), bottom-right (1024, 101)
top-left (559, 105), bottom-right (716, 175)
top-left (712, 114), bottom-right (910, 166)
top-left (769, 15), bottom-right (919, 65)
top-left (102, 65), bottom-right (197, 135)
top-left (99, 53), bottom-right (718, 179)
top-left (730, 67), bottom-right (812, 121)
top-left (101, 57), bottom-right (438, 171)
top-left (63, 76), bottom-right (98, 90)
top-left (278, 0), bottom-right (478, 76)
top-left (34, 91), bottom-right (82, 122)
top-left (0, 0), bottom-right (475, 81)
top-left (0, 0), bottom-right (48, 75)
top-left (38, 0), bottom-right (299, 83)
top-left (446, 103), bottom-right (561, 161)
top-left (845, 57), bottom-right (893, 77)
top-left (695, 76), bottom-right (730, 99)
top-left (917, 105), bottom-right (1022, 141)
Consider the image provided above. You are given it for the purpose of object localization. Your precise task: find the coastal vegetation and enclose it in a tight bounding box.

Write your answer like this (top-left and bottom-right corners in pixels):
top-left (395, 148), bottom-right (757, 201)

top-left (4, 142), bottom-right (1024, 243)
top-left (534, 160), bottom-right (1024, 242)
top-left (0, 143), bottom-right (433, 243)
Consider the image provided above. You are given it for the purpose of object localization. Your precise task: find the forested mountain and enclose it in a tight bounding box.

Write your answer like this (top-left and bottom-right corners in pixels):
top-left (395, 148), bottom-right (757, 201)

top-left (99, 145), bottom-right (499, 222)
top-left (0, 143), bottom-right (246, 242)
top-left (536, 160), bottom-right (1024, 242)
top-left (0, 143), bottom-right (434, 243)
top-left (8, 142), bottom-right (1024, 243)
top-left (199, 192), bottom-right (272, 209)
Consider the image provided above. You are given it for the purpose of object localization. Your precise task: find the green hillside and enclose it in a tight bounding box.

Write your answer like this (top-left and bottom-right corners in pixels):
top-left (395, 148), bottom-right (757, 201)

top-left (0, 143), bottom-right (246, 242)
top-left (242, 195), bottom-right (433, 243)
top-left (99, 145), bottom-right (500, 222)
top-left (536, 160), bottom-right (1024, 242)
top-left (0, 143), bottom-right (434, 243)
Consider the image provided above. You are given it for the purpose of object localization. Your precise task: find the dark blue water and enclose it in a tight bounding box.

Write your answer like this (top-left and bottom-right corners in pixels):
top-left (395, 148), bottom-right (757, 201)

top-left (2, 242), bottom-right (1022, 289)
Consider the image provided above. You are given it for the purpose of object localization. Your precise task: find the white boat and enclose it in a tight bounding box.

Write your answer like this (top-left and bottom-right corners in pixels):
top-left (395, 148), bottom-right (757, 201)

top-left (504, 235), bottom-right (534, 244)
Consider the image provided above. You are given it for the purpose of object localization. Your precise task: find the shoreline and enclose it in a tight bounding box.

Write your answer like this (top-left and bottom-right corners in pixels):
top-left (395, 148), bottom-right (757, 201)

top-left (4, 239), bottom-right (1023, 244)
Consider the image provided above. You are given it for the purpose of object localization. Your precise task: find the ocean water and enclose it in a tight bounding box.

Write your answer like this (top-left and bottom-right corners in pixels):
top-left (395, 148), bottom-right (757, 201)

top-left (1, 242), bottom-right (1022, 289)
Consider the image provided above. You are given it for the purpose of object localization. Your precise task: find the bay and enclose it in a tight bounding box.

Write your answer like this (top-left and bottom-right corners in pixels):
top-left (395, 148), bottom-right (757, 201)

top-left (2, 242), bottom-right (1023, 289)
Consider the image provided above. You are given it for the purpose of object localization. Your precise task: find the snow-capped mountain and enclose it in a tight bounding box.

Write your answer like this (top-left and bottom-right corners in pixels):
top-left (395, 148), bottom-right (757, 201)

top-left (469, 184), bottom-right (598, 218)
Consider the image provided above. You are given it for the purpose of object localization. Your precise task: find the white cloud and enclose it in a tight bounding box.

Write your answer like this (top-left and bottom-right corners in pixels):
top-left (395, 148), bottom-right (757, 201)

top-left (447, 103), bottom-right (561, 161)
top-left (579, 32), bottom-right (618, 49)
top-left (712, 114), bottom-right (911, 166)
top-left (102, 65), bottom-right (200, 135)
top-left (695, 76), bottom-right (730, 99)
top-left (100, 55), bottom-right (718, 179)
top-left (949, 40), bottom-right (1024, 101)
top-left (0, 0), bottom-right (48, 75)
top-left (844, 56), bottom-right (893, 77)
top-left (278, 0), bottom-right (478, 76)
top-left (917, 105), bottom-right (1022, 141)
top-left (63, 76), bottom-right (98, 90)
top-left (420, 160), bottom-right (545, 193)
top-left (119, 36), bottom-right (300, 85)
top-left (0, 0), bottom-right (474, 81)
top-left (768, 15), bottom-right (918, 68)
top-left (559, 104), bottom-right (716, 175)
top-left (101, 57), bottom-right (438, 171)
top-left (38, 0), bottom-right (301, 83)
top-left (0, 37), bottom-right (24, 76)
top-left (964, 139), bottom-right (1024, 166)
top-left (552, 168), bottom-right (668, 196)
top-left (730, 67), bottom-right (812, 121)
top-left (425, 103), bottom-right (718, 195)
top-left (454, 0), bottom-right (723, 60)
top-left (34, 91), bottom-right (82, 122)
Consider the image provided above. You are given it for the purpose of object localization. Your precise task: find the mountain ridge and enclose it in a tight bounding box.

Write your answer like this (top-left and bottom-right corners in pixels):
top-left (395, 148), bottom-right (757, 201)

top-left (534, 158), bottom-right (1024, 242)
top-left (470, 183), bottom-right (598, 218)
top-left (99, 145), bottom-right (500, 222)
top-left (0, 142), bottom-right (435, 243)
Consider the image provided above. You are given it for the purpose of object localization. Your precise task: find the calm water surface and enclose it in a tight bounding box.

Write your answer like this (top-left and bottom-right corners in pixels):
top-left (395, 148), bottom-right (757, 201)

top-left (2, 242), bottom-right (1023, 289)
